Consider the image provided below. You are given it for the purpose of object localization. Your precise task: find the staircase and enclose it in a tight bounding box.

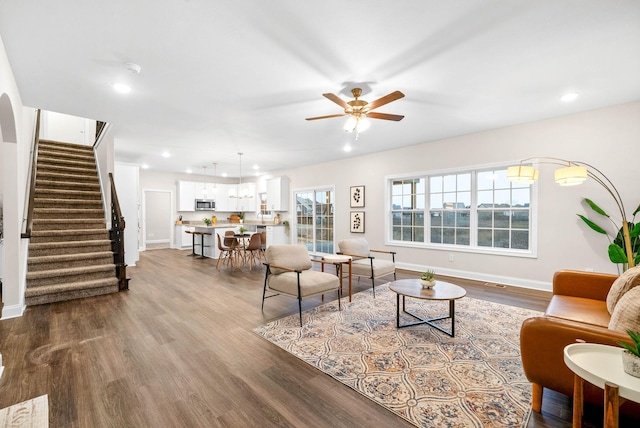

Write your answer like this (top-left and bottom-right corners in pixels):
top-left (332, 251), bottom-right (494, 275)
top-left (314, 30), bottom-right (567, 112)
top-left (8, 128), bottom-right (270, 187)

top-left (25, 140), bottom-right (119, 306)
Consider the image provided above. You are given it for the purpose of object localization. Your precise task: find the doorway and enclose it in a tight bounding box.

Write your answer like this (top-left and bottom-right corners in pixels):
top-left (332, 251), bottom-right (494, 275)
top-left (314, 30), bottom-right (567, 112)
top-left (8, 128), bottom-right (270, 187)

top-left (142, 189), bottom-right (172, 251)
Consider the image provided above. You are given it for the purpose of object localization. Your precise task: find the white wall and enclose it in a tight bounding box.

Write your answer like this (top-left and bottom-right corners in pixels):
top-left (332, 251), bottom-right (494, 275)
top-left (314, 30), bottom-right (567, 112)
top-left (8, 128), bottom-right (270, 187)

top-left (40, 110), bottom-right (96, 146)
top-left (0, 35), bottom-right (34, 319)
top-left (114, 163), bottom-right (140, 266)
top-left (272, 102), bottom-right (640, 291)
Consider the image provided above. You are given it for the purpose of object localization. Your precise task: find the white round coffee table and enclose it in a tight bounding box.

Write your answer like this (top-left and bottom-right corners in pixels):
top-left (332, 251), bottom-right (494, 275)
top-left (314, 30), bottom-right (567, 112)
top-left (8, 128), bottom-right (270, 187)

top-left (389, 278), bottom-right (466, 337)
top-left (564, 343), bottom-right (640, 427)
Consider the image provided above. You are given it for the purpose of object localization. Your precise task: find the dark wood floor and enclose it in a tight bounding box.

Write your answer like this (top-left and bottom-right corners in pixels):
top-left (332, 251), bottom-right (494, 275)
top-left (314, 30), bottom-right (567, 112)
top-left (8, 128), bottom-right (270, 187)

top-left (0, 249), bottom-right (629, 427)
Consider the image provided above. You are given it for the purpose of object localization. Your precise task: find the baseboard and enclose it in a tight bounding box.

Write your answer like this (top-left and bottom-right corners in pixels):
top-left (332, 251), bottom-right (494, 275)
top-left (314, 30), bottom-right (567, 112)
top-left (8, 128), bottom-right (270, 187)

top-left (396, 262), bottom-right (552, 292)
top-left (1, 303), bottom-right (25, 320)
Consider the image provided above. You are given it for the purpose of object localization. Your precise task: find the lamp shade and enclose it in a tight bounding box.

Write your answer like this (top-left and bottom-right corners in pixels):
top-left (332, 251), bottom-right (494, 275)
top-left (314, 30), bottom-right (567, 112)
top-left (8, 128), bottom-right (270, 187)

top-left (554, 165), bottom-right (587, 186)
top-left (344, 116), bottom-right (357, 132)
top-left (507, 165), bottom-right (539, 184)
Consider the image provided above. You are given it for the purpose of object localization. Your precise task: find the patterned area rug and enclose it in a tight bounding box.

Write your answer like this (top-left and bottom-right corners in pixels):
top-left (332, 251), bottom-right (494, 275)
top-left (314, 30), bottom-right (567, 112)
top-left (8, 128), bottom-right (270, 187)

top-left (254, 284), bottom-right (541, 427)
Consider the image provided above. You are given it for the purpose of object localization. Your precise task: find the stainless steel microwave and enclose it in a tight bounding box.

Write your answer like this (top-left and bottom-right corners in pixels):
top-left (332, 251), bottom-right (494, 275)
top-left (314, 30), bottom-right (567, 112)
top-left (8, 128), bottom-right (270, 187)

top-left (195, 199), bottom-right (215, 211)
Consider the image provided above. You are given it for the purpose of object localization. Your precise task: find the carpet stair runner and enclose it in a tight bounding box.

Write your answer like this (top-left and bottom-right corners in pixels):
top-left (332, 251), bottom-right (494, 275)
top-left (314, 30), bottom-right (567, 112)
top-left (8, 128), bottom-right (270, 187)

top-left (26, 139), bottom-right (119, 306)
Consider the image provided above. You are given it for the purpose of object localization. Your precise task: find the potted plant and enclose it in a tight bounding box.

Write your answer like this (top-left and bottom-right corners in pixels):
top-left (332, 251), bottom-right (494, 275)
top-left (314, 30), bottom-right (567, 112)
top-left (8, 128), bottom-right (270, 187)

top-left (619, 329), bottom-right (640, 377)
top-left (203, 217), bottom-right (212, 226)
top-left (578, 198), bottom-right (640, 271)
top-left (420, 269), bottom-right (436, 289)
top-left (239, 226), bottom-right (248, 235)
top-left (238, 212), bottom-right (245, 224)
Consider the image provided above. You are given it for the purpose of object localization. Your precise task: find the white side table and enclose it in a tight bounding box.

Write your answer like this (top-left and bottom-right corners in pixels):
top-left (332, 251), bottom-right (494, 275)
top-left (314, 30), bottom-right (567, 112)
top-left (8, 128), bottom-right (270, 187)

top-left (564, 343), bottom-right (640, 428)
top-left (321, 255), bottom-right (352, 301)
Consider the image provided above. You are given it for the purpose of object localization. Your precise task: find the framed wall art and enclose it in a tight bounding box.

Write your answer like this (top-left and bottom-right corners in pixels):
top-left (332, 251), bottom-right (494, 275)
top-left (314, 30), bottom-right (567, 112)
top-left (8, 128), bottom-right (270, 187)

top-left (350, 185), bottom-right (365, 208)
top-left (350, 211), bottom-right (365, 233)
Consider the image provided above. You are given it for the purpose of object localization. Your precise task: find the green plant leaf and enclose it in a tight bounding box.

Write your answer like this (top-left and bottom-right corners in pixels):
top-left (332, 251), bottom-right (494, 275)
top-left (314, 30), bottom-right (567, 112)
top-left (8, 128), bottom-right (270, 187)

top-left (633, 203), bottom-right (640, 216)
top-left (608, 244), bottom-right (628, 263)
top-left (577, 214), bottom-right (607, 234)
top-left (584, 198), bottom-right (609, 217)
top-left (631, 222), bottom-right (640, 238)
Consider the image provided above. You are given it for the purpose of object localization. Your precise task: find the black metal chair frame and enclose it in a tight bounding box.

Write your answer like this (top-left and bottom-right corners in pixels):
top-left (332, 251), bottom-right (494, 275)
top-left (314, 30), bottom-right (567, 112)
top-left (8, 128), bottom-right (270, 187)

top-left (262, 262), bottom-right (342, 326)
top-left (337, 250), bottom-right (396, 298)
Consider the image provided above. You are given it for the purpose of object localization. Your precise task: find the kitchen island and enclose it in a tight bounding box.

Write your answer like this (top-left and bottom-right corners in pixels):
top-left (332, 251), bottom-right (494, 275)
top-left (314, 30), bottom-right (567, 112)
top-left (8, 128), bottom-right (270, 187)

top-left (174, 223), bottom-right (287, 258)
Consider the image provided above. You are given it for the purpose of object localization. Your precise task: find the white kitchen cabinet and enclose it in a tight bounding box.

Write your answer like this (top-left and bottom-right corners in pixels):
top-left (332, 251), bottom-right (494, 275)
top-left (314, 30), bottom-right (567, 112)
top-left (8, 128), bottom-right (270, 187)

top-left (266, 177), bottom-right (289, 211)
top-left (177, 181), bottom-right (196, 211)
top-left (214, 184), bottom-right (230, 212)
top-left (174, 225), bottom-right (195, 249)
top-left (265, 225), bottom-right (287, 248)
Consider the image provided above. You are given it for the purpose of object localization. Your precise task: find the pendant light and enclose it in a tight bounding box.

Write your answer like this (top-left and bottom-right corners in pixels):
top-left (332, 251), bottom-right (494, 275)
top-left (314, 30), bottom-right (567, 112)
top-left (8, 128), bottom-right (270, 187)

top-left (202, 165), bottom-right (208, 197)
top-left (230, 152), bottom-right (253, 199)
top-left (212, 162), bottom-right (218, 195)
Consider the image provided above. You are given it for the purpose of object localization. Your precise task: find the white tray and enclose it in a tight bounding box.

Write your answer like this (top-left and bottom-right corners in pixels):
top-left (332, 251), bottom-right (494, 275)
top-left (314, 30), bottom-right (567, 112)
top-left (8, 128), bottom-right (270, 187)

top-left (564, 343), bottom-right (640, 402)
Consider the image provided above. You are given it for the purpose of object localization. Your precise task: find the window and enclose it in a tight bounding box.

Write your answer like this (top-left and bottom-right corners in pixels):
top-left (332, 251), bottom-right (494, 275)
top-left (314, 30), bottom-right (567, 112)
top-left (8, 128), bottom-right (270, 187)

top-left (391, 178), bottom-right (425, 242)
top-left (258, 192), bottom-right (272, 218)
top-left (295, 188), bottom-right (334, 254)
top-left (476, 169), bottom-right (530, 250)
top-left (429, 173), bottom-right (471, 245)
top-left (388, 166), bottom-right (534, 255)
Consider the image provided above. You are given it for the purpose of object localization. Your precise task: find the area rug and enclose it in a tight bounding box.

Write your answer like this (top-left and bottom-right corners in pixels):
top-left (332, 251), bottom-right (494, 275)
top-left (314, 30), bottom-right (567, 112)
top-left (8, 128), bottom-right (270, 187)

top-left (253, 284), bottom-right (542, 427)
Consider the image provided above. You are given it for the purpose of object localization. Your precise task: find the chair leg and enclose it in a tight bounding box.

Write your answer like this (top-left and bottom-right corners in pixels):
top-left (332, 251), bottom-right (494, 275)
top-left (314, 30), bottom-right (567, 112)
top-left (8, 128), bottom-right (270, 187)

top-left (531, 383), bottom-right (543, 413)
top-left (298, 297), bottom-right (303, 327)
top-left (262, 271), bottom-right (269, 310)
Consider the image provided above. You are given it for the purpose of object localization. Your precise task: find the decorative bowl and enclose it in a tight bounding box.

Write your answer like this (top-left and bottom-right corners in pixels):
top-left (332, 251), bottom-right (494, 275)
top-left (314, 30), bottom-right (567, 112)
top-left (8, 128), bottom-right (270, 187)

top-left (420, 280), bottom-right (436, 289)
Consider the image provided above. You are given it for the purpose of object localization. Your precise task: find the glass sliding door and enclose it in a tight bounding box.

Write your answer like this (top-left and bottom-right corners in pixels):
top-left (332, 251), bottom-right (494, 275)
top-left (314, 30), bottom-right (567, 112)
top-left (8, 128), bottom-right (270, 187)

top-left (295, 188), bottom-right (334, 254)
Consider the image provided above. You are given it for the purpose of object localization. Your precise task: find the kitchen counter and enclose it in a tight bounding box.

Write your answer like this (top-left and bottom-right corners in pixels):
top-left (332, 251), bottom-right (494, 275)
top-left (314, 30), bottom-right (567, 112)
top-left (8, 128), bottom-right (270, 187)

top-left (174, 223), bottom-right (288, 256)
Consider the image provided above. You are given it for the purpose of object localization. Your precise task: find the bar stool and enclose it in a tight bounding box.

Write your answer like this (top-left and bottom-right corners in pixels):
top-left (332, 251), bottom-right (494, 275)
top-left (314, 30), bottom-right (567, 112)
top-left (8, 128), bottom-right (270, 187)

top-left (197, 232), bottom-right (212, 259)
top-left (185, 230), bottom-right (199, 256)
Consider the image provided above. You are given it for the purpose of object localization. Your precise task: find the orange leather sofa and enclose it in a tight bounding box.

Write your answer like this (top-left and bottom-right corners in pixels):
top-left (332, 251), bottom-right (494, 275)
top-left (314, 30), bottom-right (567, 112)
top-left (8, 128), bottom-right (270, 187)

top-left (520, 270), bottom-right (640, 417)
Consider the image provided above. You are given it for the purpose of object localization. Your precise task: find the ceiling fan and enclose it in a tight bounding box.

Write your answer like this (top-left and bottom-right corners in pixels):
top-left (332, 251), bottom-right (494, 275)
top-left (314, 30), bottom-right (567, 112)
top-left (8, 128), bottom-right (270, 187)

top-left (306, 87), bottom-right (405, 132)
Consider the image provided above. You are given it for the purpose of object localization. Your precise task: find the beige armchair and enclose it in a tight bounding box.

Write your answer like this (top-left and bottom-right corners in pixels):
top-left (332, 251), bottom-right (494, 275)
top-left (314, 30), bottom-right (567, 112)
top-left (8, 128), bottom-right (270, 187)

top-left (337, 238), bottom-right (396, 297)
top-left (263, 245), bottom-right (342, 325)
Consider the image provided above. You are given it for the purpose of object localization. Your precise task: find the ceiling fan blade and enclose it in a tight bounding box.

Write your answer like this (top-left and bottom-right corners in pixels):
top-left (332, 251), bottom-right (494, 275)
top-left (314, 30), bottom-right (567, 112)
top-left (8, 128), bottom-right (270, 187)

top-left (367, 112), bottom-right (404, 121)
top-left (367, 91), bottom-right (405, 111)
top-left (322, 93), bottom-right (349, 109)
top-left (305, 113), bottom-right (347, 121)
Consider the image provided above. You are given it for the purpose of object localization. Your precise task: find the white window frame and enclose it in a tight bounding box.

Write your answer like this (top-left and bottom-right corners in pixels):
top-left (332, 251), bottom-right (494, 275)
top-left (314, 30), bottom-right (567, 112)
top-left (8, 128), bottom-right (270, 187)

top-left (385, 163), bottom-right (538, 258)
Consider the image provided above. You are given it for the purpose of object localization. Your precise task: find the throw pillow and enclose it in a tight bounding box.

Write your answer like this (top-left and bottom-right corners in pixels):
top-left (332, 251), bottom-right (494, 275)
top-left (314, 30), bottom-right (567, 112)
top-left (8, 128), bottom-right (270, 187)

top-left (609, 286), bottom-right (640, 332)
top-left (606, 265), bottom-right (640, 314)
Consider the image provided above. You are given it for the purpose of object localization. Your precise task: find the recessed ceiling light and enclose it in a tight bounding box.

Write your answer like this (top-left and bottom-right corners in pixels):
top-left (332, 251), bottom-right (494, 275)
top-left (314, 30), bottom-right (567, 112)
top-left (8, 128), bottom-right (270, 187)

top-left (186, 168), bottom-right (192, 174)
top-left (113, 83), bottom-right (131, 94)
top-left (141, 163), bottom-right (149, 169)
top-left (560, 92), bottom-right (579, 102)
top-left (162, 151), bottom-right (170, 158)
top-left (222, 172), bottom-right (228, 177)
top-left (253, 164), bottom-right (259, 170)
top-left (344, 144), bottom-right (352, 152)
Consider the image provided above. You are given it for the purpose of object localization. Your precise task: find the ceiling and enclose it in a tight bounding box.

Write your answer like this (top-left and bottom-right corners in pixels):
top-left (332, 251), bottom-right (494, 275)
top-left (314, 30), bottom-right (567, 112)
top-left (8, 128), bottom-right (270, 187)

top-left (1, 1), bottom-right (639, 178)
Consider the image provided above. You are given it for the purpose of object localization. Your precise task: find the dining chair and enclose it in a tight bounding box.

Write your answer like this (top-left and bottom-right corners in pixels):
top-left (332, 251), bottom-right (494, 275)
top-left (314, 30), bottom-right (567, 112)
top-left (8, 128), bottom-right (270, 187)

top-left (259, 230), bottom-right (267, 261)
top-left (216, 234), bottom-right (238, 268)
top-left (244, 233), bottom-right (262, 271)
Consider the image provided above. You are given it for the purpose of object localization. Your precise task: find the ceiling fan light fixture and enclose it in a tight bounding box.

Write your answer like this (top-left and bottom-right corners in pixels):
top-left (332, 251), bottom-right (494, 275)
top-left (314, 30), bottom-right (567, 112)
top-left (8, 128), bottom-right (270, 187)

top-left (343, 115), bottom-right (370, 133)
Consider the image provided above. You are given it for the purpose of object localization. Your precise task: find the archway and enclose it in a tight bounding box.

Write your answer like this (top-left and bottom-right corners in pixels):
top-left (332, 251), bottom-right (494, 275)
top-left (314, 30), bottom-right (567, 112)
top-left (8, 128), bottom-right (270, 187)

top-left (0, 92), bottom-right (18, 319)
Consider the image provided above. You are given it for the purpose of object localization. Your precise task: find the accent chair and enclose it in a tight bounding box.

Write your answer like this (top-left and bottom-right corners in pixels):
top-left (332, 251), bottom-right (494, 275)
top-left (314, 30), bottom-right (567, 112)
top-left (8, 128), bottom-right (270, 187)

top-left (263, 244), bottom-right (341, 326)
top-left (337, 238), bottom-right (396, 297)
